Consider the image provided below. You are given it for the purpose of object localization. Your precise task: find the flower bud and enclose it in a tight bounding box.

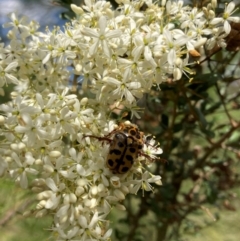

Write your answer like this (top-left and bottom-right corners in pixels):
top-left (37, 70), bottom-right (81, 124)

top-left (114, 189), bottom-right (125, 200)
top-left (110, 176), bottom-right (121, 188)
top-left (77, 178), bottom-right (88, 186)
top-left (10, 91), bottom-right (18, 99)
top-left (75, 64), bottom-right (82, 72)
top-left (43, 164), bottom-right (54, 173)
top-left (102, 174), bottom-right (109, 186)
top-left (84, 199), bottom-right (91, 207)
top-left (194, 38), bottom-right (207, 48)
top-left (18, 142), bottom-right (26, 150)
top-left (71, 4), bottom-right (84, 15)
top-left (5, 157), bottom-right (12, 162)
top-left (35, 159), bottom-right (43, 165)
top-left (36, 200), bottom-right (46, 209)
top-left (115, 204), bottom-right (126, 211)
top-left (10, 144), bottom-right (19, 151)
top-left (98, 184), bottom-right (105, 193)
top-left (35, 209), bottom-right (47, 218)
top-left (91, 185), bottom-right (98, 195)
top-left (121, 185), bottom-right (129, 194)
top-left (80, 97), bottom-right (88, 106)
top-left (175, 57), bottom-right (182, 67)
top-left (37, 190), bottom-right (52, 200)
top-left (209, 10), bottom-right (216, 19)
top-left (161, 0), bottom-right (166, 6)
top-left (76, 186), bottom-right (84, 196)
top-left (90, 198), bottom-right (97, 208)
top-left (49, 151), bottom-right (61, 158)
top-left (69, 193), bottom-right (77, 203)
top-left (202, 7), bottom-right (208, 17)
top-left (66, 99), bottom-right (76, 106)
top-left (32, 178), bottom-right (46, 187)
top-left (173, 68), bottom-right (182, 80)
top-left (211, 0), bottom-right (217, 9)
top-left (32, 187), bottom-right (44, 193)
top-left (64, 194), bottom-right (70, 204)
top-left (0, 115), bottom-right (5, 124)
top-left (23, 210), bottom-right (32, 217)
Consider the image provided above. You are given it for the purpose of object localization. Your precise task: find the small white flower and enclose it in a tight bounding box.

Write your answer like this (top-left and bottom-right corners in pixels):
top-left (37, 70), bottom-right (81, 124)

top-left (3, 12), bottom-right (29, 31)
top-left (130, 171), bottom-right (162, 194)
top-left (132, 32), bottom-right (156, 66)
top-left (222, 2), bottom-right (240, 34)
top-left (0, 61), bottom-right (19, 86)
top-left (54, 226), bottom-right (79, 241)
top-left (10, 152), bottom-right (38, 189)
top-left (210, 2), bottom-right (240, 34)
top-left (44, 178), bottom-right (65, 210)
top-left (162, 30), bottom-right (187, 66)
top-left (78, 212), bottom-right (102, 239)
top-left (15, 113), bottom-right (49, 145)
top-left (102, 70), bottom-right (141, 104)
top-left (81, 16), bottom-right (121, 57)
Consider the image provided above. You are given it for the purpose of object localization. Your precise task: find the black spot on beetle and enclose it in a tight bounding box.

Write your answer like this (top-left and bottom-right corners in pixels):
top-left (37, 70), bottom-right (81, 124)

top-left (107, 159), bottom-right (114, 167)
top-left (130, 129), bottom-right (137, 136)
top-left (110, 149), bottom-right (122, 155)
top-left (129, 147), bottom-right (136, 153)
top-left (126, 155), bottom-right (134, 162)
top-left (117, 141), bottom-right (124, 148)
top-left (135, 133), bottom-right (141, 139)
top-left (138, 144), bottom-right (143, 149)
top-left (121, 166), bottom-right (129, 173)
top-left (115, 158), bottom-right (122, 164)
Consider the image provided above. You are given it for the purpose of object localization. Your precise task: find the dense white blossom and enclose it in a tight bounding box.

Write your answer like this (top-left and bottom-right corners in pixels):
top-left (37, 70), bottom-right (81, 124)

top-left (0, 0), bottom-right (238, 240)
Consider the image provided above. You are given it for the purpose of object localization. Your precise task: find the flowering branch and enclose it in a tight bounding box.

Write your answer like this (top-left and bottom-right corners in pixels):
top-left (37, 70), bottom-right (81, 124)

top-left (0, 0), bottom-right (239, 240)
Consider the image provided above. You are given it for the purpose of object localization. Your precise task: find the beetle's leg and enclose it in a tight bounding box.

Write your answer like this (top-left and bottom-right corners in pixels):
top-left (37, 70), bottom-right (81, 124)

top-left (83, 135), bottom-right (112, 143)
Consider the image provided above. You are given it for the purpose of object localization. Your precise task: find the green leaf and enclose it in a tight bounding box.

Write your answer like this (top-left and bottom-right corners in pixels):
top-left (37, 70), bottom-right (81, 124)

top-left (195, 107), bottom-right (208, 129)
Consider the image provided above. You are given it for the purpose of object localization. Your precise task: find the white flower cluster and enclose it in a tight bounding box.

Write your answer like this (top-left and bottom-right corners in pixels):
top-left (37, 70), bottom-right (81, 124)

top-left (0, 88), bottom-right (162, 239)
top-left (0, 0), bottom-right (239, 240)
